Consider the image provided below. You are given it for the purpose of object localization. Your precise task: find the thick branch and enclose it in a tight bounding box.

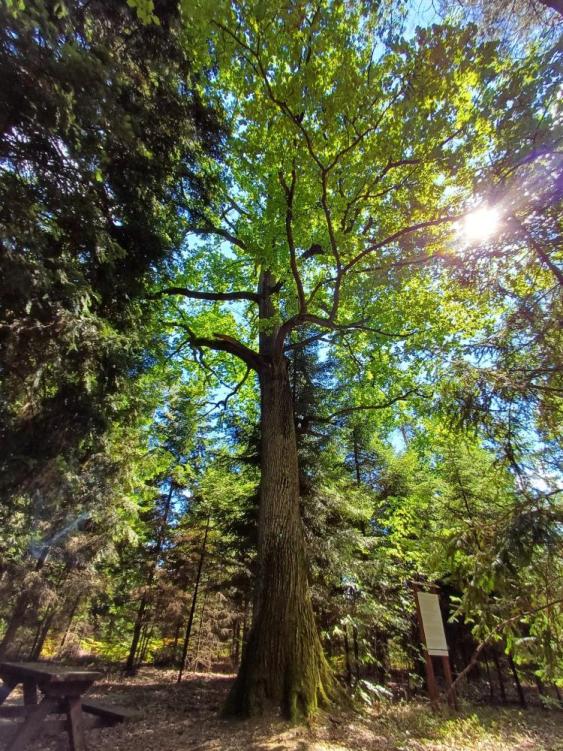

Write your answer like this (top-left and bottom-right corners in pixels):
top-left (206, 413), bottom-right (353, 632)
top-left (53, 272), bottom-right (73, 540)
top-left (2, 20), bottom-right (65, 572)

top-left (189, 224), bottom-right (248, 251)
top-left (174, 323), bottom-right (262, 372)
top-left (152, 287), bottom-right (259, 304)
top-left (279, 166), bottom-right (306, 314)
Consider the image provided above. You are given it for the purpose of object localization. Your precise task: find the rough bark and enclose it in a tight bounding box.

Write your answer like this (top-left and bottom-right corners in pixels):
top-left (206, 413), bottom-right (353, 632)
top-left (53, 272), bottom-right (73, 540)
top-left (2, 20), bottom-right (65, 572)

top-left (224, 346), bottom-right (333, 718)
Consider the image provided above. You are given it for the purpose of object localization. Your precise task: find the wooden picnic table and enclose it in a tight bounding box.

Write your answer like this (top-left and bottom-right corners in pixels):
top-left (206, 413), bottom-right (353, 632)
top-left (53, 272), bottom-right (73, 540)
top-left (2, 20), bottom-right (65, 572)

top-left (0, 661), bottom-right (129, 750)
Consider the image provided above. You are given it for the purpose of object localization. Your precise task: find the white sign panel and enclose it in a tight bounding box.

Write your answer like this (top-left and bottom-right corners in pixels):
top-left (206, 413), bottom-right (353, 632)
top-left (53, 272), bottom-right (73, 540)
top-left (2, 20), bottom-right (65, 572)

top-left (417, 591), bottom-right (448, 656)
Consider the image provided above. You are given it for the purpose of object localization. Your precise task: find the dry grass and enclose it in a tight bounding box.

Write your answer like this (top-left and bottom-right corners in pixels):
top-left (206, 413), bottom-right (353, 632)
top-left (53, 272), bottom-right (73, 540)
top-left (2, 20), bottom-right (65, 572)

top-left (2, 668), bottom-right (561, 751)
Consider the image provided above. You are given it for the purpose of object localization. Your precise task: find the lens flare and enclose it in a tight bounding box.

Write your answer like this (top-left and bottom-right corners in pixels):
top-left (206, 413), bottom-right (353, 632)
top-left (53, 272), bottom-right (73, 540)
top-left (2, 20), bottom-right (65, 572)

top-left (463, 207), bottom-right (500, 242)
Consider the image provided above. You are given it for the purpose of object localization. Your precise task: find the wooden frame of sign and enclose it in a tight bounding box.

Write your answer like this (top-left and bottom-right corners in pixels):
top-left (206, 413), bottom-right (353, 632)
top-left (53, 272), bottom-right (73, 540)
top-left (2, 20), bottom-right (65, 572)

top-left (412, 583), bottom-right (457, 709)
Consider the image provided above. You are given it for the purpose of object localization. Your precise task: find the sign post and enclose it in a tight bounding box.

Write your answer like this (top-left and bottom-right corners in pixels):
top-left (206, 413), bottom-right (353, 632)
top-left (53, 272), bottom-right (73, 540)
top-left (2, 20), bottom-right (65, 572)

top-left (412, 583), bottom-right (457, 709)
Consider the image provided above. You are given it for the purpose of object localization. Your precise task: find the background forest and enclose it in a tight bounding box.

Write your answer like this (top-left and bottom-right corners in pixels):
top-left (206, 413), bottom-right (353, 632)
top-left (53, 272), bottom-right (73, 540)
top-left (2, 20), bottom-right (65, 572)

top-left (0, 0), bottom-right (561, 732)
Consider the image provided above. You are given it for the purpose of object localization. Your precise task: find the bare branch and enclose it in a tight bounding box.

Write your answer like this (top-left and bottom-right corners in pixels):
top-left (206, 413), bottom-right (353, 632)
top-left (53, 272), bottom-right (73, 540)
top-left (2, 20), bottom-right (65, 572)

top-left (284, 331), bottom-right (332, 352)
top-left (203, 366), bottom-right (252, 416)
top-left (318, 389), bottom-right (424, 422)
top-left (297, 390), bottom-right (423, 434)
top-left (447, 597), bottom-right (563, 700)
top-left (344, 214), bottom-right (463, 272)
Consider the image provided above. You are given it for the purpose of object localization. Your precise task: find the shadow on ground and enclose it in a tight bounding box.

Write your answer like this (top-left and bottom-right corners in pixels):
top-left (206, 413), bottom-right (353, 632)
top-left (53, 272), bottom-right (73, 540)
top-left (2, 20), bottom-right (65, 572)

top-left (2, 668), bottom-right (561, 751)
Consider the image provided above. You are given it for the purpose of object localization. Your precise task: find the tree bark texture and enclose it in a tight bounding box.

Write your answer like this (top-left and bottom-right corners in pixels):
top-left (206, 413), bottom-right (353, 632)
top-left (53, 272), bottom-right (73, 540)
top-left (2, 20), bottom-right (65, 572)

top-left (225, 354), bottom-right (333, 718)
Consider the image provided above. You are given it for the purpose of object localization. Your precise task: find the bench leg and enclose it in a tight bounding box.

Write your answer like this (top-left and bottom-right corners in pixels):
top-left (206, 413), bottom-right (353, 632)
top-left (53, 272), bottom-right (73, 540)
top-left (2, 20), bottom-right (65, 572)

top-left (67, 696), bottom-right (87, 751)
top-left (22, 680), bottom-right (37, 706)
top-left (6, 696), bottom-right (57, 751)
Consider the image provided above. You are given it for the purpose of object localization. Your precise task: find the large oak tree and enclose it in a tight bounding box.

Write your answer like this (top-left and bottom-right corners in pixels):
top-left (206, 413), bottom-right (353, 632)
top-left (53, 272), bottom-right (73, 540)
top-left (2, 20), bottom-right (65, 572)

top-left (153, 1), bottom-right (559, 718)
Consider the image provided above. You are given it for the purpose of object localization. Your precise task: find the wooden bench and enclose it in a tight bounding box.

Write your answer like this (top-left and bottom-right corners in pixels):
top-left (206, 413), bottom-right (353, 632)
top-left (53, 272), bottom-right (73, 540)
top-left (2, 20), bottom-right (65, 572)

top-left (0, 662), bottom-right (133, 750)
top-left (81, 698), bottom-right (137, 724)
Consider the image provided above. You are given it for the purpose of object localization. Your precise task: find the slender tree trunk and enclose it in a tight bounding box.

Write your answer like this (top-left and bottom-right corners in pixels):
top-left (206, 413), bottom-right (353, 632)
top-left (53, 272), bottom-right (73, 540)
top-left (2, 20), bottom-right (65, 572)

top-left (343, 625), bottom-right (352, 686)
top-left (29, 606), bottom-right (56, 661)
top-left (171, 618), bottom-right (182, 665)
top-left (508, 653), bottom-right (527, 708)
top-left (192, 586), bottom-right (208, 671)
top-left (177, 516), bottom-right (210, 682)
top-left (125, 595), bottom-right (149, 675)
top-left (352, 624), bottom-right (360, 685)
top-left (491, 648), bottom-right (507, 703)
top-left (373, 631), bottom-right (388, 684)
top-left (231, 619), bottom-right (240, 668)
top-left (224, 347), bottom-right (333, 718)
top-left (125, 481), bottom-right (174, 675)
top-left (352, 428), bottom-right (361, 486)
top-left (58, 596), bottom-right (81, 655)
top-left (484, 652), bottom-right (495, 702)
top-left (137, 621), bottom-right (153, 668)
top-left (0, 594), bottom-right (31, 659)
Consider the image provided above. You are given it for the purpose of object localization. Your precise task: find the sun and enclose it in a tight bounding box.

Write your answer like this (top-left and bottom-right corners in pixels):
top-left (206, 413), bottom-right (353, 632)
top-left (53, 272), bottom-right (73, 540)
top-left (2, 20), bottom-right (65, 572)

top-left (462, 206), bottom-right (501, 243)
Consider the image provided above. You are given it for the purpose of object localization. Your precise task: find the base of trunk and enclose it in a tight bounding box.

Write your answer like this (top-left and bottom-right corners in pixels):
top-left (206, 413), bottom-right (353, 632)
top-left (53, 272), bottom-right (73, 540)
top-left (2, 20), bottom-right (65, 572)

top-left (223, 604), bottom-right (334, 720)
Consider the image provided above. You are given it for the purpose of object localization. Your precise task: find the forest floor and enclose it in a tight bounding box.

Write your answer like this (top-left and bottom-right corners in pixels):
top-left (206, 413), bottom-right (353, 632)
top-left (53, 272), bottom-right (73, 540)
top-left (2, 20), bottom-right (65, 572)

top-left (2, 668), bottom-right (562, 751)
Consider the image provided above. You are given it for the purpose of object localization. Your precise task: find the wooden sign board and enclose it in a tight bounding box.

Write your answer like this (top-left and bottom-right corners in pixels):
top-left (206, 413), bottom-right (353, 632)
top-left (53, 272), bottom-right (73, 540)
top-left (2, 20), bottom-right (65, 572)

top-left (416, 591), bottom-right (449, 656)
top-left (412, 584), bottom-right (457, 709)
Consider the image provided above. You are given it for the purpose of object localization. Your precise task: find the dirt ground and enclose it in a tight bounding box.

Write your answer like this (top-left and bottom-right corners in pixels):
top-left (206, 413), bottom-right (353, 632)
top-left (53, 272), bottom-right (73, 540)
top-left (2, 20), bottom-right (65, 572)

top-left (2, 668), bottom-right (562, 751)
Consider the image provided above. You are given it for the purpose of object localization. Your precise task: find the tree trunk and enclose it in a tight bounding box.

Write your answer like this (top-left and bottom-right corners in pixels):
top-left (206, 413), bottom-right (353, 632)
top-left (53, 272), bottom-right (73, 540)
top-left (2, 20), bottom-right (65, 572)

top-left (508, 652), bottom-right (527, 708)
top-left (125, 595), bottom-right (150, 675)
top-left (484, 652), bottom-right (495, 702)
top-left (124, 481), bottom-right (174, 675)
top-left (177, 516), bottom-right (210, 682)
top-left (224, 352), bottom-right (333, 718)
top-left (352, 428), bottom-right (361, 485)
top-left (352, 624), bottom-right (360, 685)
top-left (29, 606), bottom-right (56, 661)
top-left (491, 648), bottom-right (507, 703)
top-left (343, 625), bottom-right (352, 686)
top-left (137, 621), bottom-right (153, 668)
top-left (0, 594), bottom-right (30, 659)
top-left (192, 586), bottom-right (208, 671)
top-left (58, 597), bottom-right (81, 655)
